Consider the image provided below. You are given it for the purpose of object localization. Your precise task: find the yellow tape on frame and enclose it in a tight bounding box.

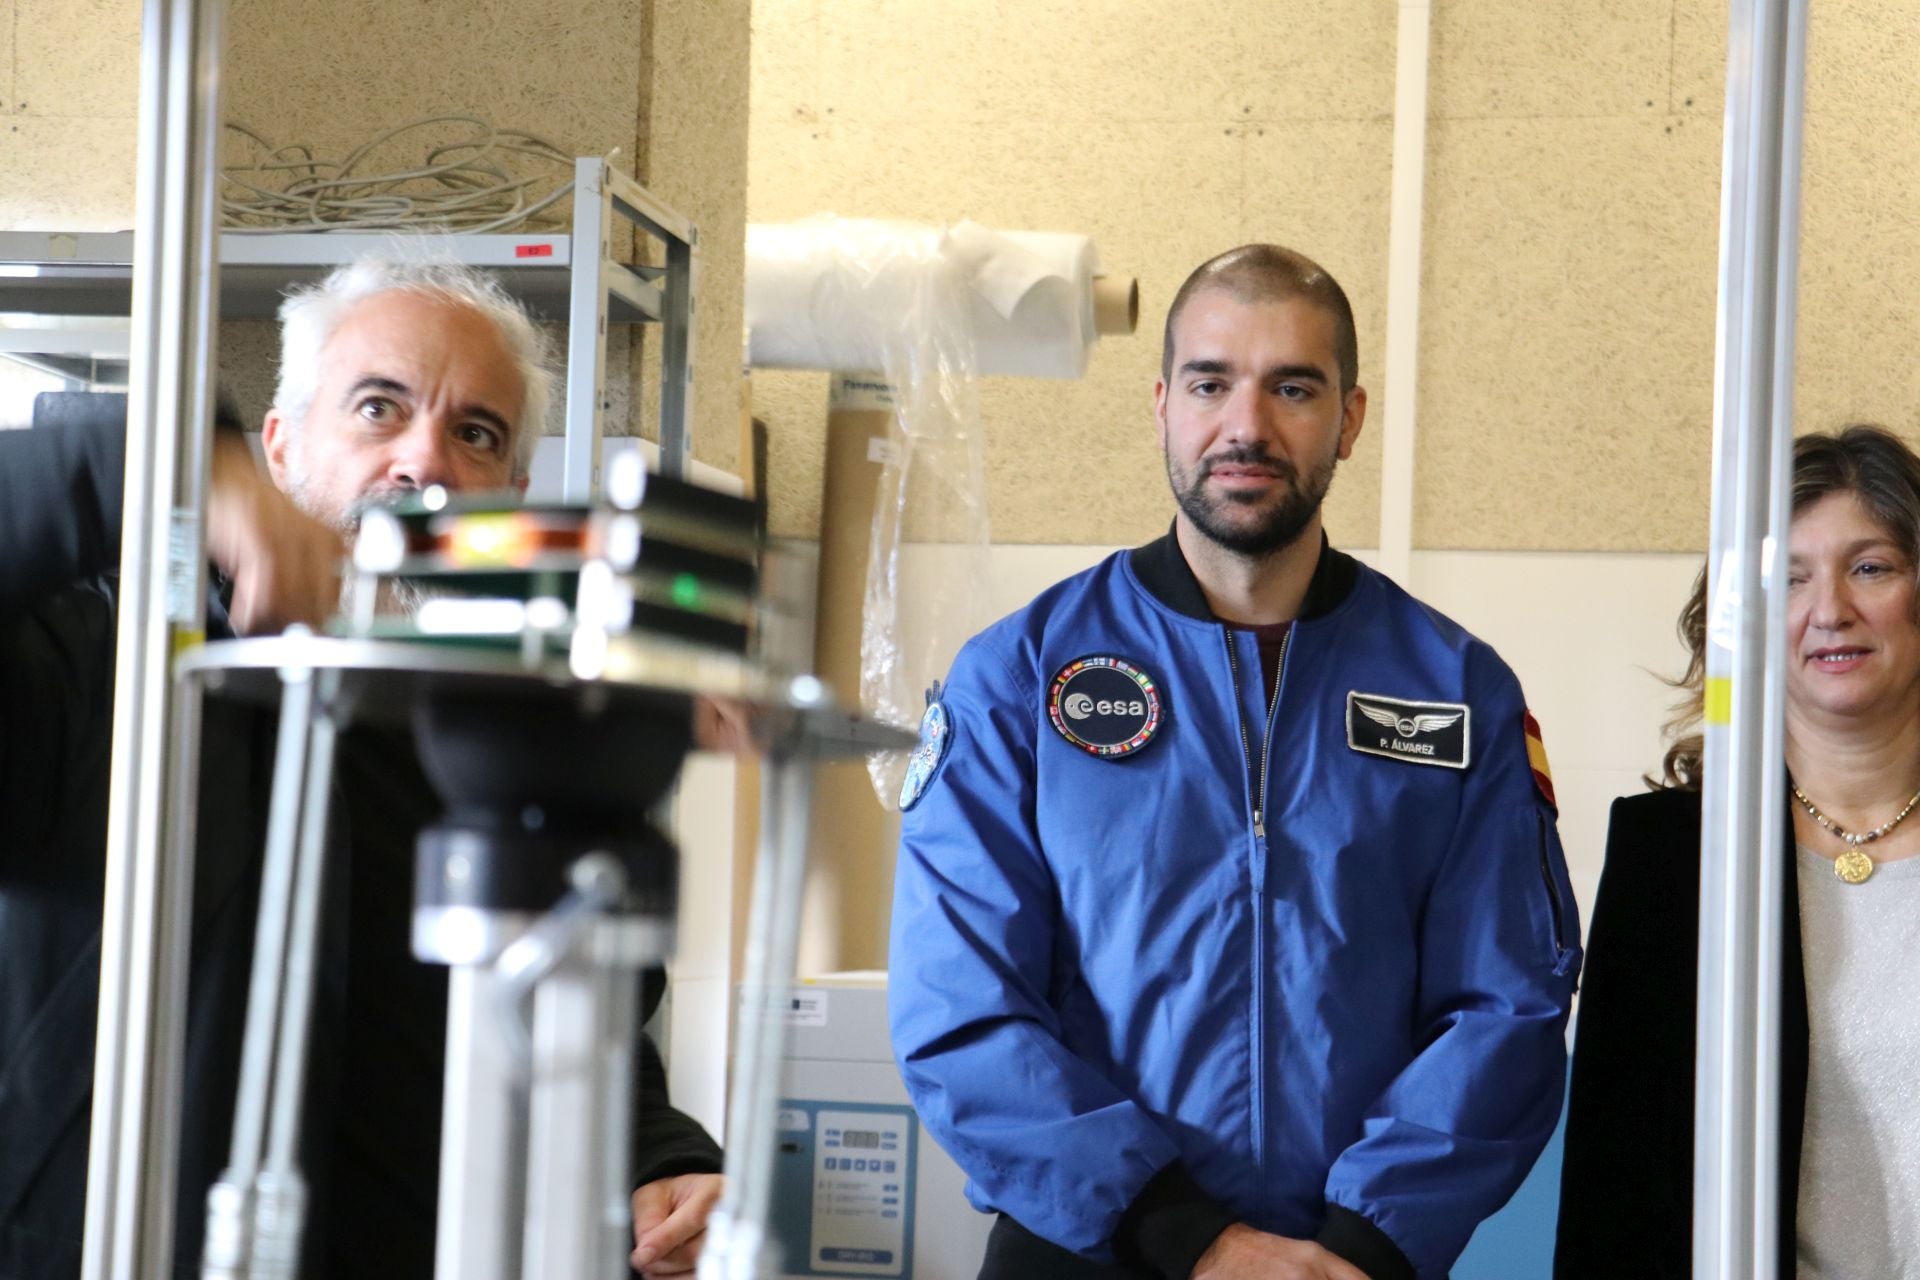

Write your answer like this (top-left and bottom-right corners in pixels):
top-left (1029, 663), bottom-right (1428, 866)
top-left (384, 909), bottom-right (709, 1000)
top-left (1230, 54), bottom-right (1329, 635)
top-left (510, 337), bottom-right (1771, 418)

top-left (1704, 675), bottom-right (1733, 726)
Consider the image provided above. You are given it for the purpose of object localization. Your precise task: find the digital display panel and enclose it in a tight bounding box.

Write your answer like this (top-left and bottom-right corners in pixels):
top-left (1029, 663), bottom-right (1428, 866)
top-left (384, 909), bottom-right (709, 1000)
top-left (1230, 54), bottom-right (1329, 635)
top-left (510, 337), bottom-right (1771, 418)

top-left (841, 1130), bottom-right (881, 1149)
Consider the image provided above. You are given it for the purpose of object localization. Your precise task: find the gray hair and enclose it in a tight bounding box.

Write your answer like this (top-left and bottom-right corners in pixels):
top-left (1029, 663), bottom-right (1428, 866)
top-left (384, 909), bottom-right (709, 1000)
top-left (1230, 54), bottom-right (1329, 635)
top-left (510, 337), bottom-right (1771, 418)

top-left (272, 256), bottom-right (553, 480)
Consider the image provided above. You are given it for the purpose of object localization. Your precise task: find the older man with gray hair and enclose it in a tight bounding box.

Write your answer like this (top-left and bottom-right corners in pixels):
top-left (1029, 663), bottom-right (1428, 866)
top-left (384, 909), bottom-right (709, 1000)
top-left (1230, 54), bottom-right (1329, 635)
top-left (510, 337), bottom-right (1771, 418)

top-left (0, 256), bottom-right (723, 1279)
top-left (265, 257), bottom-right (551, 527)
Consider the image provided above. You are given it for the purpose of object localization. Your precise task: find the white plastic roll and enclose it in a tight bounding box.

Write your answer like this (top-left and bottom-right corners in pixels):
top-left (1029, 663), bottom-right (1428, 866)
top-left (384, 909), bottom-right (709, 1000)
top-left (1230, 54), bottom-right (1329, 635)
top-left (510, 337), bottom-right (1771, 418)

top-left (744, 216), bottom-right (1106, 379)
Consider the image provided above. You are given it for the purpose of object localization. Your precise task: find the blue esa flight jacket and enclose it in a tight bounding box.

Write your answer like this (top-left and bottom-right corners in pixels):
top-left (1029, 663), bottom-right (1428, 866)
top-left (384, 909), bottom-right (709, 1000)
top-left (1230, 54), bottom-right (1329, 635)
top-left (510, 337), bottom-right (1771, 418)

top-left (889, 532), bottom-right (1581, 1280)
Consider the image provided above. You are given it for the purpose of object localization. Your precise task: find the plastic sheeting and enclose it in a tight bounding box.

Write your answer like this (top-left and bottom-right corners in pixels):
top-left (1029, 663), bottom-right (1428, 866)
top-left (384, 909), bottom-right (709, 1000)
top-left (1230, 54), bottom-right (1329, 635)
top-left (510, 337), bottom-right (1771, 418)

top-left (746, 218), bottom-right (1103, 379)
top-left (747, 217), bottom-right (995, 808)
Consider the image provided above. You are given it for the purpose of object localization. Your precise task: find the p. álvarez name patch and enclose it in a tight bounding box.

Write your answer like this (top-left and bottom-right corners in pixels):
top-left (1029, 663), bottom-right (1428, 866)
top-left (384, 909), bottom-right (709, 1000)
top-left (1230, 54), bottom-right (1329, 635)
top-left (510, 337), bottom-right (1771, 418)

top-left (1346, 691), bottom-right (1470, 769)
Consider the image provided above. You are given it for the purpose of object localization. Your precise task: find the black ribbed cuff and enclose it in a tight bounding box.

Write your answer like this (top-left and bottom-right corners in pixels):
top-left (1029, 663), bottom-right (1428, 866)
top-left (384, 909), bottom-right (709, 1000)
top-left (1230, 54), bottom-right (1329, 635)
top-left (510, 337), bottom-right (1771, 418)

top-left (1316, 1204), bottom-right (1414, 1280)
top-left (1113, 1162), bottom-right (1236, 1279)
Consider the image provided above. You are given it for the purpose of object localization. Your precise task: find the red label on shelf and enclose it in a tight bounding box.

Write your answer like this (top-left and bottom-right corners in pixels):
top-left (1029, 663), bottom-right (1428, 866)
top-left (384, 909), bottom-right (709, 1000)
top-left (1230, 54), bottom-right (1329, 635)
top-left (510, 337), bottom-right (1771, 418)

top-left (514, 243), bottom-right (555, 258)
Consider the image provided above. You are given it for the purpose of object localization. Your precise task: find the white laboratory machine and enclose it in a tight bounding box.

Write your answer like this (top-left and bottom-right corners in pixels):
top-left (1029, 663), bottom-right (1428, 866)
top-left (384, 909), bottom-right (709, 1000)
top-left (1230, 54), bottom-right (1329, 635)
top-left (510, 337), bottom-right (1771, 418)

top-left (767, 976), bottom-right (993, 1279)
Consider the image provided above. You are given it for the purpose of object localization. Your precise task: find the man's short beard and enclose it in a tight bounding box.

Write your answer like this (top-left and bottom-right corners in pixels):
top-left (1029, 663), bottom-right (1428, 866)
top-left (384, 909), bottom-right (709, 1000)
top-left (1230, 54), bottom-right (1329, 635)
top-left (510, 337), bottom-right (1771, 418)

top-left (1167, 445), bottom-right (1337, 557)
top-left (282, 437), bottom-right (434, 621)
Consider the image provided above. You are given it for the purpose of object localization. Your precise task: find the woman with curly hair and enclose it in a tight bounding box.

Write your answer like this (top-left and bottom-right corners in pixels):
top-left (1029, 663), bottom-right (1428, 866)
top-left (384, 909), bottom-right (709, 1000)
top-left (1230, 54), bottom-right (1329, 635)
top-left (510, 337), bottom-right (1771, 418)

top-left (1555, 425), bottom-right (1920, 1279)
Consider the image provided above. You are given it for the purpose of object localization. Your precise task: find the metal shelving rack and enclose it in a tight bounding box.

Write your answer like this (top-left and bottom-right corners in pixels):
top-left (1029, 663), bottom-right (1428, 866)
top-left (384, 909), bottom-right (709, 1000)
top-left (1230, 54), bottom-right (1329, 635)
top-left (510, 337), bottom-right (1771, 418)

top-left (0, 152), bottom-right (697, 495)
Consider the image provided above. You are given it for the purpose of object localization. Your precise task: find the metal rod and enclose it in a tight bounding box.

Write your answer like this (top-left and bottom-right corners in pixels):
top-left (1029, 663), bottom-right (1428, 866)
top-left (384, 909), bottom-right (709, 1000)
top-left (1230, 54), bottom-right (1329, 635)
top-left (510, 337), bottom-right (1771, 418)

top-left (202, 662), bottom-right (318, 1280)
top-left (1748, 3), bottom-right (1808, 1273)
top-left (522, 964), bottom-right (604, 1278)
top-left (1695, 0), bottom-right (1806, 1276)
top-left (564, 156), bottom-right (611, 503)
top-left (605, 262), bottom-right (666, 322)
top-left (600, 965), bottom-right (642, 1279)
top-left (604, 165), bottom-right (697, 247)
top-left (701, 752), bottom-right (817, 1280)
top-left (249, 670), bottom-right (341, 1279)
top-left (84, 0), bottom-right (225, 1275)
top-left (658, 233), bottom-right (696, 480)
top-left (434, 967), bottom-right (528, 1280)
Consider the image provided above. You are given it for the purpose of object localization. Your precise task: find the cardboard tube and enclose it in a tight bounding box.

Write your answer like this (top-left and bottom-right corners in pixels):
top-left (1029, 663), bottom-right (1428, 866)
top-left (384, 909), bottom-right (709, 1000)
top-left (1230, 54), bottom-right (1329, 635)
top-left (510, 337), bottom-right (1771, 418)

top-left (1093, 274), bottom-right (1139, 335)
top-left (797, 373), bottom-right (903, 977)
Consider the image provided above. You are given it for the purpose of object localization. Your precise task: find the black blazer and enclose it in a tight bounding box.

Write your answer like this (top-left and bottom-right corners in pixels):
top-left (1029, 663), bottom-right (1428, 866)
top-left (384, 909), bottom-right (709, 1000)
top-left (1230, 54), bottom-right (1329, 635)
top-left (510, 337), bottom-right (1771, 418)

top-left (1553, 787), bottom-right (1810, 1279)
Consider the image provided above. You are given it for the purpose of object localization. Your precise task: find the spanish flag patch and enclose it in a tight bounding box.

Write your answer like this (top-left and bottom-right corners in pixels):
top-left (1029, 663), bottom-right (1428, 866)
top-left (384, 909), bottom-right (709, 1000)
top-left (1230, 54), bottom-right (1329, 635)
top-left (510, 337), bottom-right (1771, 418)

top-left (1524, 710), bottom-right (1556, 808)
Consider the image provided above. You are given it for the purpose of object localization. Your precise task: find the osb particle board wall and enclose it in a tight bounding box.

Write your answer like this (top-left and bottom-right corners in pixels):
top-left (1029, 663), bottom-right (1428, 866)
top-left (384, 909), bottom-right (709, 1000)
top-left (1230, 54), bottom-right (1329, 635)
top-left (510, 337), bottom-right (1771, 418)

top-left (0, 0), bottom-right (750, 472)
top-left (0, 0), bottom-right (141, 228)
top-left (748, 0), bottom-right (1920, 552)
top-left (636, 0), bottom-right (753, 474)
top-left (747, 0), bottom-right (1394, 547)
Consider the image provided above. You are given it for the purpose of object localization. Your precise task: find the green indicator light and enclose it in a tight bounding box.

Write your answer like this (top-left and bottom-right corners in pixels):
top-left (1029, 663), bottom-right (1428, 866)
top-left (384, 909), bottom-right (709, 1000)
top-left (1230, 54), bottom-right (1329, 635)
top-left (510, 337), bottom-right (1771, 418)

top-left (671, 573), bottom-right (703, 609)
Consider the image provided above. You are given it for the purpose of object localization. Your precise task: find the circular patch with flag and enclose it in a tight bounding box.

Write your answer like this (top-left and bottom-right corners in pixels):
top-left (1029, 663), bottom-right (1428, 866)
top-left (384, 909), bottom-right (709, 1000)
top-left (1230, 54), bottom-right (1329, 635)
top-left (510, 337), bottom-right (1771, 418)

top-left (1048, 655), bottom-right (1164, 759)
top-left (899, 697), bottom-right (953, 810)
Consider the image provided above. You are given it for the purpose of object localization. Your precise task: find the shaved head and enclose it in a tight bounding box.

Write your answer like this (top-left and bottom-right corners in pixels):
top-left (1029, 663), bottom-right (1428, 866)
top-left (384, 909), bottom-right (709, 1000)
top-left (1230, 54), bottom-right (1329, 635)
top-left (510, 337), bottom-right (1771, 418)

top-left (1161, 244), bottom-right (1358, 393)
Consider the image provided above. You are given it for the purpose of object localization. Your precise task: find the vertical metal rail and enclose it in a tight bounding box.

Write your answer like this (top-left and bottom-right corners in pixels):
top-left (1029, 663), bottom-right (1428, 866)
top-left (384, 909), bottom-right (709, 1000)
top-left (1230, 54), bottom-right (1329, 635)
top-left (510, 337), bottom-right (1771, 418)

top-left (700, 750), bottom-right (819, 1280)
top-left (84, 0), bottom-right (226, 1276)
top-left (657, 230), bottom-right (697, 479)
top-left (599, 165), bottom-right (698, 480)
top-left (564, 157), bottom-right (612, 503)
top-left (563, 157), bottom-right (699, 494)
top-left (1695, 1), bottom-right (1807, 1276)
top-left (202, 665), bottom-right (318, 1280)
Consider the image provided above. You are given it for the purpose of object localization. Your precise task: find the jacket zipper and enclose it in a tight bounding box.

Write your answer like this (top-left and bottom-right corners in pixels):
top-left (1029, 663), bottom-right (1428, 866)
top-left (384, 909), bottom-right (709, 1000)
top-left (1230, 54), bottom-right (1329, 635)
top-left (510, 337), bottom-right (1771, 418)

top-left (1224, 625), bottom-right (1292, 838)
top-left (1535, 810), bottom-right (1572, 970)
top-left (1224, 622), bottom-right (1292, 1199)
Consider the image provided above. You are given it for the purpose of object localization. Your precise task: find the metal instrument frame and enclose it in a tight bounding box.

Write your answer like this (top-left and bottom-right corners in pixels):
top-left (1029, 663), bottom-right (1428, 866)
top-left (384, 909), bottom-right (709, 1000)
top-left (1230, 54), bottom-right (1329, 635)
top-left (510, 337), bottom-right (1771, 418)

top-left (82, 1), bottom-right (225, 1276)
top-left (162, 634), bottom-right (904, 1280)
top-left (1696, 1), bottom-right (1808, 1276)
top-left (72, 3), bottom-right (702, 1274)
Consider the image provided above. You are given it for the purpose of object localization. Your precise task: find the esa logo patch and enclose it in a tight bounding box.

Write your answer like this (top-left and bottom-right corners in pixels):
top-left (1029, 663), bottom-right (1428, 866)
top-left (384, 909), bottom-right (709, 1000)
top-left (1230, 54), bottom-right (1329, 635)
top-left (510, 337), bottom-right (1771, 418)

top-left (1347, 691), bottom-right (1470, 769)
top-left (1048, 655), bottom-right (1164, 759)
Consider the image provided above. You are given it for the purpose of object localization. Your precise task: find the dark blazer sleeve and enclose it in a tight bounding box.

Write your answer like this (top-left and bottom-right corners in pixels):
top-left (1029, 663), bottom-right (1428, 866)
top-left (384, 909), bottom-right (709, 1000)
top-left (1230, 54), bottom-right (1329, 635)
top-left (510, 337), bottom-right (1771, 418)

top-left (630, 967), bottom-right (724, 1186)
top-left (1553, 790), bottom-right (1700, 1280)
top-left (0, 408), bottom-right (126, 617)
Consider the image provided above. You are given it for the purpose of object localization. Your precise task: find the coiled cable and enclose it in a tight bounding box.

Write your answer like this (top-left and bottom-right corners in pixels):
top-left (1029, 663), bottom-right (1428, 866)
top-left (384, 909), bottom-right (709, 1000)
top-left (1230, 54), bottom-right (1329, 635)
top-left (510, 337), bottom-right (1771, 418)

top-left (221, 116), bottom-right (588, 235)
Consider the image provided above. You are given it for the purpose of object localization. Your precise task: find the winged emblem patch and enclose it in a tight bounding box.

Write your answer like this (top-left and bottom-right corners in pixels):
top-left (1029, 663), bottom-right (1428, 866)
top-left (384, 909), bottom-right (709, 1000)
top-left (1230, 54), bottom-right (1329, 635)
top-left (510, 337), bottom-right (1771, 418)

top-left (1347, 692), bottom-right (1471, 769)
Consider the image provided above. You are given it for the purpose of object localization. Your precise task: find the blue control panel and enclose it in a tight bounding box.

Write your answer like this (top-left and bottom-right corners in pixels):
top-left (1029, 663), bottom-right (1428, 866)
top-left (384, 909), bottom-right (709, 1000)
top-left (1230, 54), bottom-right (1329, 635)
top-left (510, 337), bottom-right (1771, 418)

top-left (770, 1099), bottom-right (919, 1277)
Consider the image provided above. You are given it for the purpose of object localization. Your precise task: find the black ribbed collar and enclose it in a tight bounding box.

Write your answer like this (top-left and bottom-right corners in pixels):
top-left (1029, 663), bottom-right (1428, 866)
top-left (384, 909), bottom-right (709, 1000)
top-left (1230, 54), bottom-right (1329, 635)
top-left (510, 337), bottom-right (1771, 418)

top-left (1128, 521), bottom-right (1358, 623)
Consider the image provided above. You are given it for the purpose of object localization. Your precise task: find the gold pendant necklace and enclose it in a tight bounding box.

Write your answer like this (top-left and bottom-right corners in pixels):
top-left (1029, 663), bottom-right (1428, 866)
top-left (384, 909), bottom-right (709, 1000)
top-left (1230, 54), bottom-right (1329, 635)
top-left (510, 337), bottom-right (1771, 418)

top-left (1789, 781), bottom-right (1920, 885)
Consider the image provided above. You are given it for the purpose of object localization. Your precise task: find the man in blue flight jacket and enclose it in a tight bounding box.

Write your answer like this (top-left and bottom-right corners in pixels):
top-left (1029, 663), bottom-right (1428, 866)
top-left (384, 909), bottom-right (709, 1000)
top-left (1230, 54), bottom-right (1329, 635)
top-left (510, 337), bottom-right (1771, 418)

top-left (889, 245), bottom-right (1582, 1280)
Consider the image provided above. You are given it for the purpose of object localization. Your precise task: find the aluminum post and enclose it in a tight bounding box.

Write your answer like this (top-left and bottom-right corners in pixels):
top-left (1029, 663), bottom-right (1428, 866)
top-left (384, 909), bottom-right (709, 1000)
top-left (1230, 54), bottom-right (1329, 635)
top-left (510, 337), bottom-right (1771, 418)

top-left (84, 0), bottom-right (226, 1275)
top-left (564, 157), bottom-right (612, 503)
top-left (658, 231), bottom-right (696, 479)
top-left (433, 967), bottom-right (528, 1280)
top-left (250, 672), bottom-right (341, 1279)
top-left (700, 750), bottom-right (818, 1280)
top-left (203, 663), bottom-right (319, 1280)
top-left (1695, 0), bottom-right (1807, 1276)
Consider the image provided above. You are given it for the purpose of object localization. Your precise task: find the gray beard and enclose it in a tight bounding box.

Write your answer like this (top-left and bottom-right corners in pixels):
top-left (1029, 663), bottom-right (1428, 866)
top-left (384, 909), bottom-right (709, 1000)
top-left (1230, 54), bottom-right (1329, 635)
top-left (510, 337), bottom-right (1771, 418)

top-left (284, 472), bottom-right (431, 625)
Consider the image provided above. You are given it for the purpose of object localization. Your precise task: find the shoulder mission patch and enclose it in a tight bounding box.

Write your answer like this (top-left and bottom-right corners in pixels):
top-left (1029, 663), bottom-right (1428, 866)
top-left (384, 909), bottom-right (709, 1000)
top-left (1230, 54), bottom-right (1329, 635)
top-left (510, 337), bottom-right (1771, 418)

top-left (899, 695), bottom-right (953, 811)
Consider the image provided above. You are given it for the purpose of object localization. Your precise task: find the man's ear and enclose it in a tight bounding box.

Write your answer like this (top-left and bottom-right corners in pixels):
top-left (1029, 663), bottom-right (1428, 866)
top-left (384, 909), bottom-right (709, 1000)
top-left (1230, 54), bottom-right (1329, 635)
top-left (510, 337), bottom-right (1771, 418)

top-left (1152, 377), bottom-right (1170, 451)
top-left (261, 408), bottom-right (292, 488)
top-left (1336, 385), bottom-right (1367, 461)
